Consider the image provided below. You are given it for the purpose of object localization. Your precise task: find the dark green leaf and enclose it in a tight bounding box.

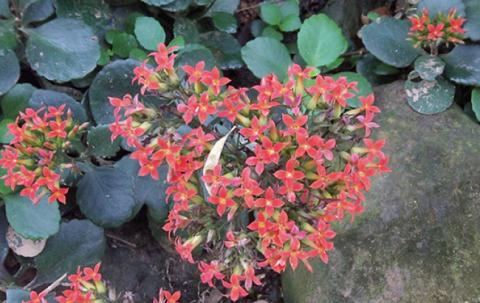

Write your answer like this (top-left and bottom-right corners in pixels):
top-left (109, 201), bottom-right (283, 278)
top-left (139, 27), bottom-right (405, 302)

top-left (332, 72), bottom-right (373, 108)
top-left (0, 0), bottom-right (12, 18)
top-left (173, 17), bottom-right (199, 43)
top-left (442, 45), bottom-right (480, 86)
top-left (465, 0), bottom-right (480, 41)
top-left (5, 194), bottom-right (60, 240)
top-left (260, 3), bottom-right (282, 25)
top-left (129, 48), bottom-right (147, 61)
top-left (0, 49), bottom-right (19, 95)
top-left (176, 44), bottom-right (217, 73)
top-left (26, 18), bottom-right (100, 82)
top-left (206, 0), bottom-right (239, 16)
top-left (471, 87), bottom-right (480, 122)
top-left (34, 219), bottom-right (105, 286)
top-left (98, 48), bottom-right (111, 66)
top-left (115, 156), bottom-right (169, 223)
top-left (87, 125), bottom-right (121, 157)
top-left (250, 20), bottom-right (264, 37)
top-left (160, 0), bottom-right (192, 12)
top-left (54, 0), bottom-right (112, 35)
top-left (77, 166), bottom-right (138, 227)
top-left (134, 16), bottom-right (166, 51)
top-left (278, 0), bottom-right (299, 18)
top-left (0, 119), bottom-right (14, 144)
top-left (361, 17), bottom-right (419, 68)
top-left (28, 89), bottom-right (88, 122)
top-left (0, 83), bottom-right (35, 119)
top-left (405, 76), bottom-right (455, 114)
top-left (298, 14), bottom-right (347, 67)
top-left (262, 26), bottom-right (283, 40)
top-left (6, 289), bottom-right (56, 303)
top-left (414, 55), bottom-right (445, 81)
top-left (212, 12), bottom-right (237, 33)
top-left (241, 37), bottom-right (292, 80)
top-left (140, 0), bottom-right (175, 6)
top-left (0, 209), bottom-right (13, 286)
top-left (0, 20), bottom-right (17, 50)
top-left (356, 54), bottom-right (398, 85)
top-left (112, 32), bottom-right (138, 58)
top-left (279, 14), bottom-right (301, 32)
top-left (89, 59), bottom-right (159, 124)
top-left (199, 31), bottom-right (242, 69)
top-left (22, 0), bottom-right (54, 24)
top-left (417, 0), bottom-right (465, 17)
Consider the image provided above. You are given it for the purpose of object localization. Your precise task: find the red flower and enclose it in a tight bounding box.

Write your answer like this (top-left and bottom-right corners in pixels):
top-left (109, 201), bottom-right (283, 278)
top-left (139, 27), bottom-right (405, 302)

top-left (175, 238), bottom-right (195, 263)
top-left (83, 263), bottom-right (102, 282)
top-left (198, 261), bottom-right (224, 287)
top-left (281, 114), bottom-right (308, 136)
top-left (182, 61), bottom-right (205, 84)
top-left (233, 168), bottom-right (264, 208)
top-left (273, 159), bottom-right (305, 202)
top-left (201, 67), bottom-right (230, 95)
top-left (247, 211), bottom-right (273, 236)
top-left (22, 291), bottom-right (47, 303)
top-left (253, 187), bottom-right (284, 217)
top-left (222, 274), bottom-right (248, 302)
top-left (244, 266), bottom-right (262, 290)
top-left (155, 289), bottom-right (182, 303)
top-left (239, 116), bottom-right (267, 142)
top-left (152, 138), bottom-right (181, 168)
top-left (358, 94), bottom-right (380, 114)
top-left (427, 23), bottom-right (444, 40)
top-left (208, 187), bottom-right (236, 217)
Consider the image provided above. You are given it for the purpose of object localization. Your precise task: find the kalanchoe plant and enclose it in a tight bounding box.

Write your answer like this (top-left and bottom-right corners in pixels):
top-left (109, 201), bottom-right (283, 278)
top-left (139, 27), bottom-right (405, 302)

top-left (109, 43), bottom-right (389, 301)
top-left (360, 0), bottom-right (480, 117)
top-left (0, 105), bottom-right (88, 204)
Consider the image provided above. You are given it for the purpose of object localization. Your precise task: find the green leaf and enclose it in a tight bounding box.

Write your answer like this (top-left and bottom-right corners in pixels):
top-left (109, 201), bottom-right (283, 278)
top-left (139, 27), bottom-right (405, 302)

top-left (361, 17), bottom-right (419, 68)
top-left (98, 48), bottom-right (111, 66)
top-left (0, 209), bottom-right (13, 286)
top-left (134, 16), bottom-right (166, 51)
top-left (112, 32), bottom-right (138, 58)
top-left (417, 0), bottom-right (465, 17)
top-left (241, 37), bottom-right (292, 80)
top-left (140, 0), bottom-right (175, 6)
top-left (212, 12), bottom-right (237, 34)
top-left (0, 0), bottom-right (12, 18)
top-left (125, 12), bottom-right (143, 34)
top-left (129, 48), bottom-right (147, 61)
top-left (372, 62), bottom-right (400, 76)
top-left (332, 72), bottom-right (373, 108)
top-left (34, 219), bottom-right (106, 286)
top-left (260, 3), bottom-right (282, 25)
top-left (5, 194), bottom-right (60, 240)
top-left (77, 166), bottom-right (138, 228)
top-left (414, 55), bottom-right (445, 81)
top-left (441, 45), bottom-right (480, 86)
top-left (298, 14), bottom-right (347, 67)
top-left (405, 76), bottom-right (455, 114)
top-left (176, 44), bottom-right (217, 73)
top-left (261, 26), bottom-right (283, 40)
top-left (22, 0), bottom-right (54, 24)
top-left (174, 17), bottom-right (199, 43)
top-left (26, 18), bottom-right (100, 82)
top-left (115, 156), bottom-right (169, 223)
top-left (54, 0), bottom-right (112, 35)
top-left (206, 0), bottom-right (239, 16)
top-left (356, 54), bottom-right (398, 85)
top-left (465, 0), bottom-right (480, 41)
top-left (199, 31), bottom-right (242, 70)
top-left (471, 87), bottom-right (480, 122)
top-left (159, 0), bottom-right (192, 12)
top-left (0, 83), bottom-right (35, 119)
top-left (87, 125), bottom-right (121, 157)
top-left (6, 289), bottom-right (56, 303)
top-left (278, 0), bottom-right (299, 18)
top-left (89, 59), bottom-right (160, 124)
top-left (0, 49), bottom-right (19, 95)
top-left (0, 20), bottom-right (17, 50)
top-left (279, 14), bottom-right (301, 32)
top-left (28, 89), bottom-right (88, 122)
top-left (0, 119), bottom-right (13, 144)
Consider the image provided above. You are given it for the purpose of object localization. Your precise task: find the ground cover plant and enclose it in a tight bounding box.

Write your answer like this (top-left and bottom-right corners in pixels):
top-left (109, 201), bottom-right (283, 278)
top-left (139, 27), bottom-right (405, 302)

top-left (2, 0), bottom-right (478, 302)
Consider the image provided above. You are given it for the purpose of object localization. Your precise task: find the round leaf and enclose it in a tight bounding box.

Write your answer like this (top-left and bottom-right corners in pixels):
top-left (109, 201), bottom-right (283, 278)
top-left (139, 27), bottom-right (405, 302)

top-left (405, 77), bottom-right (455, 114)
top-left (260, 3), bottom-right (282, 25)
top-left (361, 17), bottom-right (419, 68)
top-left (6, 226), bottom-right (47, 257)
top-left (0, 210), bottom-right (13, 285)
top-left (76, 166), bottom-right (138, 228)
top-left (262, 26), bottom-right (283, 40)
top-left (7, 289), bottom-right (56, 303)
top-left (173, 17), bottom-right (199, 43)
top-left (199, 31), bottom-right (242, 70)
top-left (26, 18), bottom-right (100, 82)
top-left (1, 84), bottom-right (35, 119)
top-left (5, 194), bottom-right (60, 240)
top-left (279, 14), bottom-right (301, 32)
top-left (332, 72), bottom-right (373, 108)
top-left (28, 89), bottom-right (88, 122)
top-left (176, 44), bottom-right (217, 74)
top-left (212, 12), bottom-right (237, 34)
top-left (414, 55), bottom-right (445, 81)
top-left (0, 119), bottom-right (14, 144)
top-left (441, 45), bottom-right (480, 86)
top-left (34, 219), bottom-right (106, 286)
top-left (471, 87), bottom-right (480, 122)
top-left (241, 37), bottom-right (292, 80)
top-left (0, 0), bottom-right (12, 18)
top-left (0, 20), bottom-right (17, 50)
top-left (140, 0), bottom-right (176, 6)
top-left (89, 59), bottom-right (159, 124)
top-left (206, 0), bottom-right (239, 16)
top-left (54, 0), bottom-right (112, 35)
top-left (112, 32), bottom-right (138, 58)
top-left (0, 49), bottom-right (20, 95)
top-left (417, 0), bottom-right (465, 17)
top-left (134, 16), bottom-right (166, 51)
top-left (22, 0), bottom-right (54, 24)
top-left (465, 0), bottom-right (480, 41)
top-left (87, 125), bottom-right (121, 157)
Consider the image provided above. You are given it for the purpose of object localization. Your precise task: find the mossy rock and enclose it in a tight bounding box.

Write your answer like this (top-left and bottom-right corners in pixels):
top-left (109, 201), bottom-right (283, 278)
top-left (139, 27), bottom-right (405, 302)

top-left (282, 81), bottom-right (480, 303)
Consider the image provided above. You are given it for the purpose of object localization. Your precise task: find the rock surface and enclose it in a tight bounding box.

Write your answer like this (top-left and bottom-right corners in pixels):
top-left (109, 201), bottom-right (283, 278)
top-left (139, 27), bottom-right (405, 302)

top-left (282, 81), bottom-right (480, 303)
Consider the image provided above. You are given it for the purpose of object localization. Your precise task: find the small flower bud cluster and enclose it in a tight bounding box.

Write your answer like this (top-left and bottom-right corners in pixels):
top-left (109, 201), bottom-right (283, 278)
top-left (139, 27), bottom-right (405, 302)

top-left (0, 105), bottom-right (88, 204)
top-left (408, 8), bottom-right (466, 49)
top-left (110, 44), bottom-right (390, 301)
top-left (22, 263), bottom-right (107, 303)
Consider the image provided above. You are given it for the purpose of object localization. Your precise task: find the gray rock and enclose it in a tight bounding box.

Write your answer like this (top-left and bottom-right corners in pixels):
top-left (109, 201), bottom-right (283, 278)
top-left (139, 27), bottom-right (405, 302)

top-left (282, 81), bottom-right (480, 303)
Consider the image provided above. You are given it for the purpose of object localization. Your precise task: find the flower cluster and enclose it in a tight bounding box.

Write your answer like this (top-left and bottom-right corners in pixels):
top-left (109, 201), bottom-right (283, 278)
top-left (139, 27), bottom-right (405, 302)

top-left (22, 263), bottom-right (106, 303)
top-left (408, 8), bottom-right (466, 50)
top-left (0, 105), bottom-right (87, 204)
top-left (22, 263), bottom-right (182, 303)
top-left (110, 44), bottom-right (389, 301)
